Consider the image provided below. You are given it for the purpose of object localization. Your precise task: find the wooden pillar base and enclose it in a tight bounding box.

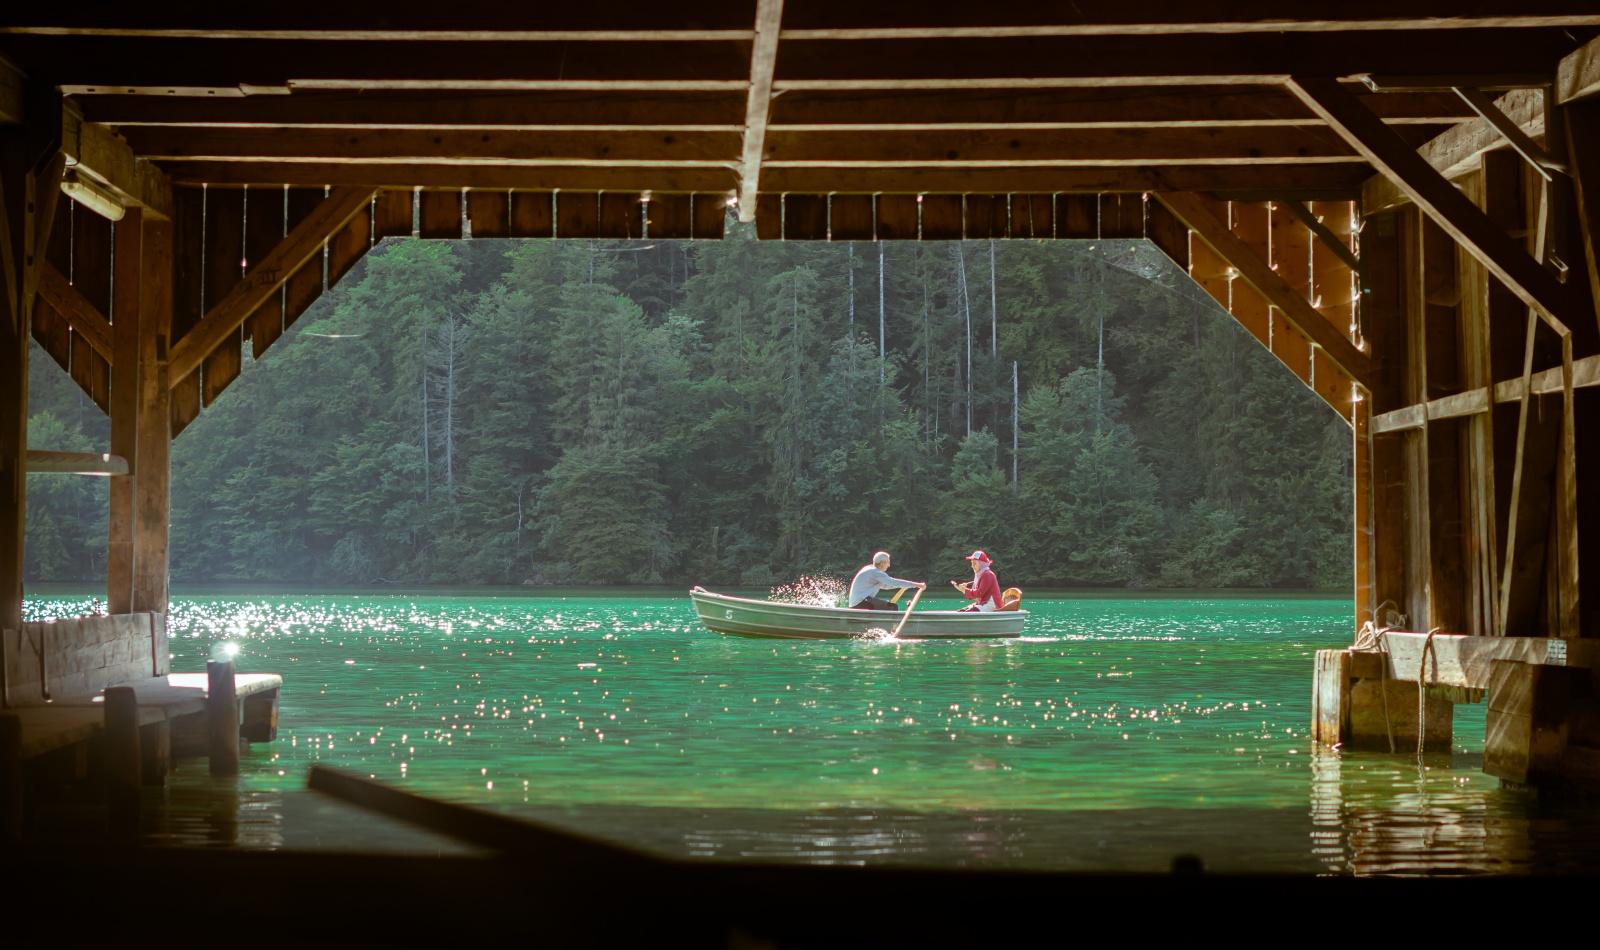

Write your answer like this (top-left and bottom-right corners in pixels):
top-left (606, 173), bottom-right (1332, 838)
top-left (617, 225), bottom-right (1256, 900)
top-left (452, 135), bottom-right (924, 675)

top-left (1484, 659), bottom-right (1600, 790)
top-left (139, 720), bottom-right (169, 787)
top-left (104, 686), bottom-right (141, 836)
top-left (1312, 649), bottom-right (1453, 752)
top-left (206, 660), bottom-right (239, 777)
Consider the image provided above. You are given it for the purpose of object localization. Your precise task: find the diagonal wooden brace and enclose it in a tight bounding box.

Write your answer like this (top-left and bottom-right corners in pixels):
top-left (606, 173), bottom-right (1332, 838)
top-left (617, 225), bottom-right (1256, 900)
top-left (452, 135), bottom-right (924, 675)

top-left (168, 186), bottom-right (375, 386)
top-left (36, 262), bottom-right (113, 364)
top-left (1290, 76), bottom-right (1572, 332)
top-left (1156, 191), bottom-right (1373, 390)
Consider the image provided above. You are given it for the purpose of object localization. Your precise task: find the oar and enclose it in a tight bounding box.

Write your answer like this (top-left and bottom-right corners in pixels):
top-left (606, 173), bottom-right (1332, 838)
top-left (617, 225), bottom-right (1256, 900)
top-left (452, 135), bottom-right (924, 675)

top-left (889, 586), bottom-right (925, 638)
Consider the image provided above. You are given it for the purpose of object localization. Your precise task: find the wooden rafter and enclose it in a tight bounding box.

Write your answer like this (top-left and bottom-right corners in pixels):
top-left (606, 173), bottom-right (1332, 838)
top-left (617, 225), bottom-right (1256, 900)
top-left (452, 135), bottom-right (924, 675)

top-left (11, 29), bottom-right (1580, 93)
top-left (1291, 77), bottom-right (1571, 327)
top-left (1557, 32), bottom-right (1600, 103)
top-left (1157, 191), bottom-right (1372, 389)
top-left (737, 0), bottom-right (784, 221)
top-left (36, 261), bottom-right (113, 363)
top-left (122, 127), bottom-right (740, 165)
top-left (80, 86), bottom-right (1474, 131)
top-left (167, 186), bottom-right (375, 385)
top-left (1361, 88), bottom-right (1544, 213)
top-left (7, 2), bottom-right (1599, 38)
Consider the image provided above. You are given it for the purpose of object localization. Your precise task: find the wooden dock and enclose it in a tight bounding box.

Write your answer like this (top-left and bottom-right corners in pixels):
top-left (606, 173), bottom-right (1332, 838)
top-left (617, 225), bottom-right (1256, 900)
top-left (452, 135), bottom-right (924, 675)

top-left (1, 613), bottom-right (283, 841)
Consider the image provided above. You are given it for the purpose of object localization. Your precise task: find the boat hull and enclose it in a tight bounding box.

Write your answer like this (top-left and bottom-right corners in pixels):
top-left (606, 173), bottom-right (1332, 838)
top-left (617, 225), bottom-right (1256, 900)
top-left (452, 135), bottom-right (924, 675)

top-left (689, 589), bottom-right (1025, 640)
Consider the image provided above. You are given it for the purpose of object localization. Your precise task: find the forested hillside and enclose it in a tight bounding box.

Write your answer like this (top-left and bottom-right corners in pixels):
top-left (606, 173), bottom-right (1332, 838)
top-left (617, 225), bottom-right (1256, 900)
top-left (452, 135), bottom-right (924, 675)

top-left (25, 226), bottom-right (1352, 588)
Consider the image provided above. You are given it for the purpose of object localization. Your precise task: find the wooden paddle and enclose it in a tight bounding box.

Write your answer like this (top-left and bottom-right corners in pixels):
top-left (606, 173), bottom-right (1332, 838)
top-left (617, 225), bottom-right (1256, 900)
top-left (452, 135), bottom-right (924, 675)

top-left (889, 585), bottom-right (925, 638)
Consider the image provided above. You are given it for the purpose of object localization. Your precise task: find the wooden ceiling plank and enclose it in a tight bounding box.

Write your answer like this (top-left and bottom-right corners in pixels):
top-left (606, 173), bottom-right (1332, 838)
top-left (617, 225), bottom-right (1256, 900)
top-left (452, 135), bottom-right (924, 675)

top-left (737, 0), bottom-right (785, 222)
top-left (1292, 76), bottom-right (1571, 327)
top-left (120, 127), bottom-right (742, 165)
top-left (36, 261), bottom-right (114, 363)
top-left (168, 186), bottom-right (376, 384)
top-left (158, 163), bottom-right (741, 193)
top-left (1157, 190), bottom-right (1373, 388)
top-left (761, 126), bottom-right (1358, 164)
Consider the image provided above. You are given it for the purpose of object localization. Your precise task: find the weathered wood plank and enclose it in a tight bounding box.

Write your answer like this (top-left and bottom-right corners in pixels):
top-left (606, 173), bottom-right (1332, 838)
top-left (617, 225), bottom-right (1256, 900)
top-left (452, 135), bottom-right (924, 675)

top-left (168, 186), bottom-right (376, 385)
top-left (107, 210), bottom-right (142, 614)
top-left (417, 189), bottom-right (462, 239)
top-left (735, 0), bottom-right (784, 220)
top-left (1558, 33), bottom-right (1600, 104)
top-left (36, 262), bottom-right (113, 363)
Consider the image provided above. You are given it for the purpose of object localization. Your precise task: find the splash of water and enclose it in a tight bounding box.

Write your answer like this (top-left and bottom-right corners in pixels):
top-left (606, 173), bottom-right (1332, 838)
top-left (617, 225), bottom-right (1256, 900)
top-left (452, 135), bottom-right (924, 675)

top-left (853, 627), bottom-right (901, 642)
top-left (769, 575), bottom-right (848, 609)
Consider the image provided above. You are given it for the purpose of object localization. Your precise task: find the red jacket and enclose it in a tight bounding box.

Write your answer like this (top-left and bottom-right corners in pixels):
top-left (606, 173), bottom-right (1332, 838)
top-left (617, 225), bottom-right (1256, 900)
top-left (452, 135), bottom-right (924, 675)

top-left (962, 567), bottom-right (1002, 609)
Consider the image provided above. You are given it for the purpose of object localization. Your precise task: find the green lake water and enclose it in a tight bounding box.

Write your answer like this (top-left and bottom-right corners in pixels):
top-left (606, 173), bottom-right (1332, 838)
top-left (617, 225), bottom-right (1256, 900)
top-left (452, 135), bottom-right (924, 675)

top-left (23, 589), bottom-right (1600, 874)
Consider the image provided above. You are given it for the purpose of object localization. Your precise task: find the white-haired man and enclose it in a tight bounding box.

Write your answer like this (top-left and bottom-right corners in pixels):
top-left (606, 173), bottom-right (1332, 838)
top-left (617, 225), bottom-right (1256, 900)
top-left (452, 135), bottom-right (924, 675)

top-left (848, 551), bottom-right (925, 610)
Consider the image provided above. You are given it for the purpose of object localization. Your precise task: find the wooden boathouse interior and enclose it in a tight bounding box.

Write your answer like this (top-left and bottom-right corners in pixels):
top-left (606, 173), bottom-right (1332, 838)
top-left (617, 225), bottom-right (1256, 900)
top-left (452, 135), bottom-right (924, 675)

top-left (5, 2), bottom-right (1600, 841)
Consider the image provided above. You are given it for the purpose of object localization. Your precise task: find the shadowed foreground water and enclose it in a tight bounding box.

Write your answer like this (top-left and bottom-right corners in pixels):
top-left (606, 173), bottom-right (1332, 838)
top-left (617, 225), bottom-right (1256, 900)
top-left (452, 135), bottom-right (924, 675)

top-left (24, 588), bottom-right (1600, 875)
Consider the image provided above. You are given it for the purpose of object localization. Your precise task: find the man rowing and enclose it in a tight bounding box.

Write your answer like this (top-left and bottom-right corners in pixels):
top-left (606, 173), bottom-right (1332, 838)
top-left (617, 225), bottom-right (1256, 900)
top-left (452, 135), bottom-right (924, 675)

top-left (951, 550), bottom-right (1003, 612)
top-left (849, 551), bottom-right (925, 610)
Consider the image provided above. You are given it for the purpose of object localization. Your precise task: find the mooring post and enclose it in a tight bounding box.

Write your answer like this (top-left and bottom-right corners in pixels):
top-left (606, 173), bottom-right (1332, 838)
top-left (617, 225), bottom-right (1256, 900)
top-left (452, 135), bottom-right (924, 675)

top-left (206, 660), bottom-right (239, 776)
top-left (104, 685), bottom-right (142, 835)
top-left (0, 713), bottom-right (22, 844)
top-left (140, 721), bottom-right (170, 786)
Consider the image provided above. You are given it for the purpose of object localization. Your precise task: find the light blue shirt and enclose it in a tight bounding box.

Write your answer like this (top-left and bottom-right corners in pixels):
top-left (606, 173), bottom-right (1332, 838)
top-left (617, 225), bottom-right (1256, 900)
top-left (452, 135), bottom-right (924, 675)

top-left (848, 565), bottom-right (918, 607)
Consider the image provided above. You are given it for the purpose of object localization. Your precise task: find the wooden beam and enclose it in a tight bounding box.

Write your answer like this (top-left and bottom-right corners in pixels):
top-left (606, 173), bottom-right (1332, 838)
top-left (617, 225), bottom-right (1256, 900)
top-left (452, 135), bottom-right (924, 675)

top-left (1281, 200), bottom-right (1362, 273)
top-left (1557, 33), bottom-right (1600, 103)
top-left (737, 0), bottom-right (784, 222)
top-left (153, 160), bottom-right (1370, 197)
top-left (1362, 88), bottom-right (1543, 213)
top-left (767, 30), bottom-right (1582, 89)
top-left (1569, 100), bottom-right (1600, 326)
top-left (23, 450), bottom-right (127, 475)
top-left (1157, 191), bottom-right (1372, 388)
top-left (1372, 352), bottom-right (1600, 430)
top-left (122, 127), bottom-right (740, 165)
top-left (8, 3), bottom-right (1600, 38)
top-left (1293, 77), bottom-right (1571, 328)
top-left (81, 86), bottom-right (1475, 131)
top-left (131, 216), bottom-right (170, 617)
top-left (157, 162), bottom-right (739, 193)
top-left (85, 90), bottom-right (746, 130)
top-left (760, 126), bottom-right (1360, 165)
top-left (107, 208), bottom-right (141, 614)
top-left (35, 261), bottom-right (113, 363)
top-left (1453, 86), bottom-right (1564, 177)
top-left (61, 106), bottom-right (173, 219)
top-left (168, 186), bottom-right (374, 385)
top-left (7, 30), bottom-right (1580, 93)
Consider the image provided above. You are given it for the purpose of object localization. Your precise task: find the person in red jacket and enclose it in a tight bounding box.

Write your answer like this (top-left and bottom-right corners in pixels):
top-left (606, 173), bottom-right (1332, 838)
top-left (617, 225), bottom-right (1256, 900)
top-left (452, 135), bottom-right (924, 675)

top-left (951, 550), bottom-right (1003, 612)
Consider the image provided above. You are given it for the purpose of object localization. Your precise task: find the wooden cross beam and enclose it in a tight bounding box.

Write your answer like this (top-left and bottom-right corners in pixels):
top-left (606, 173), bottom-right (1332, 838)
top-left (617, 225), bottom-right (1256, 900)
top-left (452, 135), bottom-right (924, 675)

top-left (737, 0), bottom-right (785, 221)
top-left (61, 105), bottom-right (173, 220)
top-left (1156, 191), bottom-right (1373, 389)
top-left (1291, 76), bottom-right (1571, 328)
top-left (167, 186), bottom-right (375, 385)
top-left (1362, 88), bottom-right (1544, 213)
top-left (36, 261), bottom-right (113, 363)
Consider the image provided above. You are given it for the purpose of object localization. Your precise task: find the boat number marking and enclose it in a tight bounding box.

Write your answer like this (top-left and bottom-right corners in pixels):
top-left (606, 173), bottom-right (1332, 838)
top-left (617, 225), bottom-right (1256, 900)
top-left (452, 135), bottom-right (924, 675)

top-left (725, 610), bottom-right (734, 619)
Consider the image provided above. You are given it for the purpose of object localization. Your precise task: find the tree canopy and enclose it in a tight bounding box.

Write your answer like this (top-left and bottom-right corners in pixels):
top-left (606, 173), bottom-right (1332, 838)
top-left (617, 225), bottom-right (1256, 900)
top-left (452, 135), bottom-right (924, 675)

top-left (25, 226), bottom-right (1351, 589)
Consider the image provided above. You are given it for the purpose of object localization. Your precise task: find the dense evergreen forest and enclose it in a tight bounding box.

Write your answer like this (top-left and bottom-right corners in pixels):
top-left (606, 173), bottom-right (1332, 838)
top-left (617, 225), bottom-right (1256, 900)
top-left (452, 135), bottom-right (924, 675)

top-left (24, 225), bottom-right (1353, 589)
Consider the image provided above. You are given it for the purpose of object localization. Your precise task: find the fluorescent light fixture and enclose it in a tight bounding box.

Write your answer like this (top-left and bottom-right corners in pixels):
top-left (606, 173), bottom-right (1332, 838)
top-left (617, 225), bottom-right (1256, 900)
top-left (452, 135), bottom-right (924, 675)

top-left (60, 169), bottom-right (126, 221)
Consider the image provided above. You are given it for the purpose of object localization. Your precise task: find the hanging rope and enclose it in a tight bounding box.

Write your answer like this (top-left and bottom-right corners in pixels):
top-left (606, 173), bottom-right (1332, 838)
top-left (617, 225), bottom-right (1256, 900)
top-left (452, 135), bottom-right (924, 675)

top-left (1416, 628), bottom-right (1441, 760)
top-left (1353, 617), bottom-right (1395, 753)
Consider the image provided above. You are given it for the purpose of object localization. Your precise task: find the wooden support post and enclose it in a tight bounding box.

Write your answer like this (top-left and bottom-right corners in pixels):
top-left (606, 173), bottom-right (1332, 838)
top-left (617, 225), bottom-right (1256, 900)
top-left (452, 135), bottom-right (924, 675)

top-left (1312, 649), bottom-right (1452, 752)
top-left (207, 659), bottom-right (239, 776)
top-left (132, 217), bottom-right (171, 617)
top-left (240, 688), bottom-right (279, 743)
top-left (107, 209), bottom-right (143, 614)
top-left (1486, 659), bottom-right (1576, 785)
top-left (104, 685), bottom-right (141, 835)
top-left (1569, 100), bottom-right (1600, 341)
top-left (1364, 211), bottom-right (1409, 628)
top-left (139, 721), bottom-right (169, 787)
top-left (1421, 215), bottom-right (1468, 636)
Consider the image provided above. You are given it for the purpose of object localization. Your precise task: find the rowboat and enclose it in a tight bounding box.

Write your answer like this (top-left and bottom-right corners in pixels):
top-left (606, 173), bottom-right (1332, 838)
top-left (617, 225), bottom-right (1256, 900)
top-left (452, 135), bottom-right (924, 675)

top-left (689, 587), bottom-right (1026, 640)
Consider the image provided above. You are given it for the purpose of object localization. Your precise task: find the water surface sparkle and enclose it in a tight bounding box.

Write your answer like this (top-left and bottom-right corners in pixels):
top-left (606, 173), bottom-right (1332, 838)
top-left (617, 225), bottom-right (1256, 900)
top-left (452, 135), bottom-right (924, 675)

top-left (24, 589), bottom-right (1600, 874)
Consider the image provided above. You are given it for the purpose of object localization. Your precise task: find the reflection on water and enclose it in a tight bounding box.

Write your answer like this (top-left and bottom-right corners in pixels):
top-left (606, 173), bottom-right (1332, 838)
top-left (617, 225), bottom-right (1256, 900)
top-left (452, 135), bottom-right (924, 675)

top-left (21, 588), bottom-right (1600, 874)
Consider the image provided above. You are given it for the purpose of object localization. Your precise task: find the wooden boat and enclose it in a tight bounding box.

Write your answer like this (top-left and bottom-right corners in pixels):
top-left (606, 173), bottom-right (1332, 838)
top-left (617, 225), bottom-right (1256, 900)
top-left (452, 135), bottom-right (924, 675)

top-left (689, 587), bottom-right (1026, 640)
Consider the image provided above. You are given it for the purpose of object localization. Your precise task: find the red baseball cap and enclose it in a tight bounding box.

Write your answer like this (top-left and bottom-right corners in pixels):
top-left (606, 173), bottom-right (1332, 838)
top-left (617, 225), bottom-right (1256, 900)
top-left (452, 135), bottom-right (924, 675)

top-left (965, 550), bottom-right (992, 564)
